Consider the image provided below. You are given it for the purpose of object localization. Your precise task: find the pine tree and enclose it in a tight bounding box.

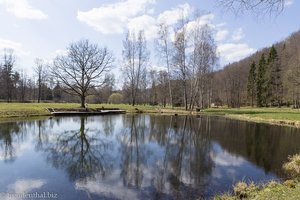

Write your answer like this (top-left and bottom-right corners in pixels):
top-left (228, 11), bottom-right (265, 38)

top-left (256, 54), bottom-right (268, 107)
top-left (247, 62), bottom-right (256, 107)
top-left (267, 46), bottom-right (283, 107)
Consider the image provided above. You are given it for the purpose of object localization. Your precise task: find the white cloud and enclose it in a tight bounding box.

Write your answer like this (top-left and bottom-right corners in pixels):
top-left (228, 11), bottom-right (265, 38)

top-left (0, 38), bottom-right (29, 56)
top-left (127, 15), bottom-right (158, 39)
top-left (232, 28), bottom-right (245, 41)
top-left (217, 43), bottom-right (256, 62)
top-left (215, 30), bottom-right (229, 41)
top-left (157, 3), bottom-right (192, 25)
top-left (285, 0), bottom-right (294, 6)
top-left (77, 0), bottom-right (156, 34)
top-left (210, 150), bottom-right (245, 167)
top-left (0, 0), bottom-right (48, 20)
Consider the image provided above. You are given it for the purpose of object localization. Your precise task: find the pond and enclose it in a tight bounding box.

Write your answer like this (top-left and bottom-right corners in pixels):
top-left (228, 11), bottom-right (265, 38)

top-left (0, 114), bottom-right (300, 199)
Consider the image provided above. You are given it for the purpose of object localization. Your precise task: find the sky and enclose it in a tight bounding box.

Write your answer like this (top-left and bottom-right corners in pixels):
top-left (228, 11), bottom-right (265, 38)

top-left (0, 0), bottom-right (299, 84)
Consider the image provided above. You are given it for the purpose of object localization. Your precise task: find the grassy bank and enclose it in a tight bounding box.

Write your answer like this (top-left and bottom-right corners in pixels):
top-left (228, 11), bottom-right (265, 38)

top-left (0, 103), bottom-right (189, 120)
top-left (1, 103), bottom-right (300, 127)
top-left (215, 154), bottom-right (300, 200)
top-left (203, 107), bottom-right (300, 128)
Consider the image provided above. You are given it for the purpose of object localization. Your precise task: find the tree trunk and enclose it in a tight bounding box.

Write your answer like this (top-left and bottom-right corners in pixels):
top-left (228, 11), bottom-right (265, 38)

top-left (81, 95), bottom-right (86, 108)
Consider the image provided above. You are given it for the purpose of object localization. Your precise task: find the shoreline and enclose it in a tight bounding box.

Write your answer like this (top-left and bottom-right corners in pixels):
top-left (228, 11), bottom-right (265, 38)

top-left (0, 103), bottom-right (300, 129)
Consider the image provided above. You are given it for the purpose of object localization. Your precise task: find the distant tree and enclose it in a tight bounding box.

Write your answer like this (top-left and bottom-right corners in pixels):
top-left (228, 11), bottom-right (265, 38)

top-left (149, 70), bottom-right (158, 105)
top-left (51, 39), bottom-right (114, 108)
top-left (157, 70), bottom-right (169, 107)
top-left (122, 30), bottom-right (149, 106)
top-left (35, 58), bottom-right (47, 103)
top-left (256, 54), bottom-right (268, 107)
top-left (108, 93), bottom-right (123, 104)
top-left (0, 49), bottom-right (18, 102)
top-left (53, 81), bottom-right (62, 102)
top-left (267, 46), bottom-right (283, 107)
top-left (19, 71), bottom-right (27, 102)
top-left (247, 62), bottom-right (256, 107)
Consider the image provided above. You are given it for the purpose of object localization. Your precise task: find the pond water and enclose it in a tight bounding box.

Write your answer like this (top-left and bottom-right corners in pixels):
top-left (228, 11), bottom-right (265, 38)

top-left (0, 114), bottom-right (300, 200)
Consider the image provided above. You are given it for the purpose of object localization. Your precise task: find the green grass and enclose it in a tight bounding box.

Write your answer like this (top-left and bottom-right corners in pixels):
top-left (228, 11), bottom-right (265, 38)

top-left (0, 102), bottom-right (189, 120)
top-left (1, 103), bottom-right (300, 127)
top-left (203, 107), bottom-right (300, 127)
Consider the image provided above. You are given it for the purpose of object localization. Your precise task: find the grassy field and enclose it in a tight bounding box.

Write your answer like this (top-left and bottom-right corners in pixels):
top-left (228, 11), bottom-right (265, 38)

top-left (1, 103), bottom-right (300, 127)
top-left (203, 107), bottom-right (300, 127)
top-left (0, 102), bottom-right (189, 120)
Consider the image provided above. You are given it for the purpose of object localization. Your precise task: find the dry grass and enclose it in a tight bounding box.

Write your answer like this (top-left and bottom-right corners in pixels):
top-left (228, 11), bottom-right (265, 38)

top-left (283, 154), bottom-right (300, 180)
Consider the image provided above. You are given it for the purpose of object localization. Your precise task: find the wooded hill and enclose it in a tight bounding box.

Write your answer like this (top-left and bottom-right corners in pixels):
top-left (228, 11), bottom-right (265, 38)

top-left (212, 30), bottom-right (300, 108)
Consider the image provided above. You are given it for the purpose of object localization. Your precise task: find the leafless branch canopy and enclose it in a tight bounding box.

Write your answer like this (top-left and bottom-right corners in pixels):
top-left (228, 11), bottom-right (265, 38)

top-left (216, 0), bottom-right (287, 15)
top-left (51, 39), bottom-right (114, 107)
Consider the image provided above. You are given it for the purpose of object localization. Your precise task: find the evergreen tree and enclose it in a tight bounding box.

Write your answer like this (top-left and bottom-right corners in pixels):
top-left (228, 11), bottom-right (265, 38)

top-left (267, 46), bottom-right (283, 107)
top-left (247, 62), bottom-right (256, 107)
top-left (256, 54), bottom-right (268, 107)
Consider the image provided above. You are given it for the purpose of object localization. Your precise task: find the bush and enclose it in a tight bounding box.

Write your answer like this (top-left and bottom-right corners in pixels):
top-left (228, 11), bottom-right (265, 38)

top-left (283, 154), bottom-right (300, 180)
top-left (108, 93), bottom-right (123, 104)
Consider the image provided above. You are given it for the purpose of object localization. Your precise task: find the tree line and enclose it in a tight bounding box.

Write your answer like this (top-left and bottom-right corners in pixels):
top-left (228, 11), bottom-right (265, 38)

top-left (211, 30), bottom-right (300, 108)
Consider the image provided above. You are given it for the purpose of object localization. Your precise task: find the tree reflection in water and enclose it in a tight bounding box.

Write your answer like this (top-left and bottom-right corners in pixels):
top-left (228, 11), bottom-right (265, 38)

top-left (41, 117), bottom-right (114, 182)
top-left (0, 122), bottom-right (22, 162)
top-left (119, 115), bottom-right (214, 199)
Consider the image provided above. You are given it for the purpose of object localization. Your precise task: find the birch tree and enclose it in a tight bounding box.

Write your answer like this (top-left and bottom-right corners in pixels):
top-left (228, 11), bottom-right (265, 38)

top-left (122, 30), bottom-right (149, 106)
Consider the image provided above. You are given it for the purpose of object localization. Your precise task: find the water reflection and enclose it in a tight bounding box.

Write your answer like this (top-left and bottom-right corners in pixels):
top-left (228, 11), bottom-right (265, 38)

top-left (0, 122), bottom-right (24, 162)
top-left (40, 117), bottom-right (114, 182)
top-left (0, 115), bottom-right (300, 199)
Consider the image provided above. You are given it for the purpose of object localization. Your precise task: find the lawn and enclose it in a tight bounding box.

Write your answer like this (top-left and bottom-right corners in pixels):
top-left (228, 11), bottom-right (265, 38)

top-left (1, 103), bottom-right (300, 127)
top-left (0, 102), bottom-right (188, 120)
top-left (203, 107), bottom-right (300, 127)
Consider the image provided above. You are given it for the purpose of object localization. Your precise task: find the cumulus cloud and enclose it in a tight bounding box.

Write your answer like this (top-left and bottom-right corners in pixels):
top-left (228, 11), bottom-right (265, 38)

top-left (0, 0), bottom-right (48, 20)
top-left (127, 15), bottom-right (158, 39)
top-left (157, 3), bottom-right (192, 25)
top-left (232, 28), bottom-right (245, 41)
top-left (77, 0), bottom-right (156, 34)
top-left (217, 43), bottom-right (256, 62)
top-left (215, 29), bottom-right (229, 41)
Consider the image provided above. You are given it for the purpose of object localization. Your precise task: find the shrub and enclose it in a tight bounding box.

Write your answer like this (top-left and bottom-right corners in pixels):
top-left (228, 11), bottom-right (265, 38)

top-left (283, 154), bottom-right (300, 180)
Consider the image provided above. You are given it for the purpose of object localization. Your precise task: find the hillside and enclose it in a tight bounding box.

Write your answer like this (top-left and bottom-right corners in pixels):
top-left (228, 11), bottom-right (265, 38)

top-left (212, 30), bottom-right (300, 107)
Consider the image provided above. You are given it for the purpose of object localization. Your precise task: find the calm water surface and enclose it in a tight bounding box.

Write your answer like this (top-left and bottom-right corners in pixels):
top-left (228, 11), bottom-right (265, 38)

top-left (0, 114), bottom-right (300, 200)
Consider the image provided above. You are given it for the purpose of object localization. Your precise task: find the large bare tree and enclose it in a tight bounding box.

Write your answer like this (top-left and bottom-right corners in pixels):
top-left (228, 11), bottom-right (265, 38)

top-left (156, 23), bottom-right (173, 107)
top-left (173, 16), bottom-right (189, 110)
top-left (122, 30), bottom-right (149, 106)
top-left (51, 39), bottom-right (114, 108)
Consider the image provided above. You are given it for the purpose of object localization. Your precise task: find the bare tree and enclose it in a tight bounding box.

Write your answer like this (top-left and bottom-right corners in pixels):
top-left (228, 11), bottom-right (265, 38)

top-left (122, 30), bottom-right (149, 106)
top-left (51, 39), bottom-right (114, 108)
top-left (156, 23), bottom-right (173, 107)
top-left (19, 70), bottom-right (27, 102)
top-left (216, 0), bottom-right (287, 15)
top-left (188, 23), bottom-right (217, 109)
top-left (35, 58), bottom-right (47, 103)
top-left (173, 16), bottom-right (189, 110)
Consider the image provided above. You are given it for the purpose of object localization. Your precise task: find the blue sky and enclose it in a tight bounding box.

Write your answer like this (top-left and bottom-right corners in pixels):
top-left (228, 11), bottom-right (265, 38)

top-left (0, 0), bottom-right (299, 82)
